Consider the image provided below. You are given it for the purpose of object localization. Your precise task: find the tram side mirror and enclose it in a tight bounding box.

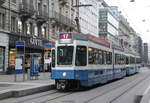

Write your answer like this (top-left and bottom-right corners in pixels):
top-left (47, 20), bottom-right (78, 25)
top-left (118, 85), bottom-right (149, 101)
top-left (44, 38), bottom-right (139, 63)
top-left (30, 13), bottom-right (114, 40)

top-left (52, 49), bottom-right (55, 68)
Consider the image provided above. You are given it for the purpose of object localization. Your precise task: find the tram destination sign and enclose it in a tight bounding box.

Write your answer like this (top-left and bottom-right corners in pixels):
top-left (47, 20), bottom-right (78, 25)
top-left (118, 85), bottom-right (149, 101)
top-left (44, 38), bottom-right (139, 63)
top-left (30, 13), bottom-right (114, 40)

top-left (59, 33), bottom-right (73, 44)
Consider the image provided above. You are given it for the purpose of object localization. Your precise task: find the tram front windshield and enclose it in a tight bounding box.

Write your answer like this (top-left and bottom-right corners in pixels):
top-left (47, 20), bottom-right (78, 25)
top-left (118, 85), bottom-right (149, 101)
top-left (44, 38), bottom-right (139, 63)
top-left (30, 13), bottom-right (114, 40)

top-left (57, 46), bottom-right (73, 65)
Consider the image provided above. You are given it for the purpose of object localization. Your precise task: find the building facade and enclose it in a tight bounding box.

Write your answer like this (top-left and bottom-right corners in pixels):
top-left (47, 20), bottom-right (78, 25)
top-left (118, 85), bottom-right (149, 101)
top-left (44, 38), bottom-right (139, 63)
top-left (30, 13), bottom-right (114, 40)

top-left (143, 43), bottom-right (148, 64)
top-left (129, 27), bottom-right (139, 54)
top-left (0, 0), bottom-right (11, 72)
top-left (137, 35), bottom-right (143, 58)
top-left (99, 6), bottom-right (119, 44)
top-left (79, 0), bottom-right (99, 37)
top-left (49, 0), bottom-right (79, 46)
top-left (0, 0), bottom-right (50, 73)
top-left (0, 0), bottom-right (79, 73)
top-left (118, 14), bottom-right (143, 57)
top-left (118, 15), bottom-right (131, 49)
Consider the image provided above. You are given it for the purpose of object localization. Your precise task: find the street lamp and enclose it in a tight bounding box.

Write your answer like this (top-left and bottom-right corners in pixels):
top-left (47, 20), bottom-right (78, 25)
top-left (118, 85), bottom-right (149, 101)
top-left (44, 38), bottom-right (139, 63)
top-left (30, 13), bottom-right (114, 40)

top-left (130, 0), bottom-right (135, 2)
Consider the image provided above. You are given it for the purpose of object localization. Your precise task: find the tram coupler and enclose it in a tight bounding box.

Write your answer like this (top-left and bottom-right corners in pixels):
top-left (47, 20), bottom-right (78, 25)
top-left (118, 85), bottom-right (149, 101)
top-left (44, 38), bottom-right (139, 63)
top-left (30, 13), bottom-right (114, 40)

top-left (56, 80), bottom-right (68, 90)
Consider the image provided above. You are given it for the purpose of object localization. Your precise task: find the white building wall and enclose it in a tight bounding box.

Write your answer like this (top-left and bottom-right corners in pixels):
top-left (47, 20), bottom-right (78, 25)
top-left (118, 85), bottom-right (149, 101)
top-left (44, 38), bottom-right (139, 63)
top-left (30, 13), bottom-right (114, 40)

top-left (107, 23), bottom-right (118, 36)
top-left (79, 0), bottom-right (99, 37)
top-left (107, 13), bottom-right (118, 29)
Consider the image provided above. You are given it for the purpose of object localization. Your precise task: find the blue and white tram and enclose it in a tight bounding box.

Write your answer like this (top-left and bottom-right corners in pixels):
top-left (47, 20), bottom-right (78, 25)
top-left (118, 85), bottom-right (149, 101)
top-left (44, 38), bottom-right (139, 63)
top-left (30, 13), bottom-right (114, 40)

top-left (51, 33), bottom-right (141, 90)
top-left (113, 47), bottom-right (127, 79)
top-left (135, 55), bottom-right (141, 73)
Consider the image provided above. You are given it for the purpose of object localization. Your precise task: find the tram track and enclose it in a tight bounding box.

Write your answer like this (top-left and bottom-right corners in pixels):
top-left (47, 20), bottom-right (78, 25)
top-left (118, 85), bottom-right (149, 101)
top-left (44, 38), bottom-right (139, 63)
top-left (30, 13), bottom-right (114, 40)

top-left (14, 89), bottom-right (74, 103)
top-left (40, 92), bottom-right (74, 103)
top-left (14, 90), bottom-right (58, 103)
top-left (109, 74), bottom-right (150, 103)
top-left (84, 73), bottom-right (150, 103)
top-left (5, 72), bottom-right (148, 103)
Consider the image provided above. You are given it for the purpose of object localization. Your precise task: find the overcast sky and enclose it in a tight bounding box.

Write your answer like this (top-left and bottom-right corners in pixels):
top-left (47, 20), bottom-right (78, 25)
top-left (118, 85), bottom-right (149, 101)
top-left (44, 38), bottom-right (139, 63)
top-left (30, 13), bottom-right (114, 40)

top-left (104, 0), bottom-right (150, 43)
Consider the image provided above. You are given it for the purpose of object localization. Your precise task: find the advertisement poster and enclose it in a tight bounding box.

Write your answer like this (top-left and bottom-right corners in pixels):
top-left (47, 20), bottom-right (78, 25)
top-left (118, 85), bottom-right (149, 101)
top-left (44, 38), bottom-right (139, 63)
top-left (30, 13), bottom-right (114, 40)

top-left (44, 45), bottom-right (52, 64)
top-left (15, 58), bottom-right (23, 70)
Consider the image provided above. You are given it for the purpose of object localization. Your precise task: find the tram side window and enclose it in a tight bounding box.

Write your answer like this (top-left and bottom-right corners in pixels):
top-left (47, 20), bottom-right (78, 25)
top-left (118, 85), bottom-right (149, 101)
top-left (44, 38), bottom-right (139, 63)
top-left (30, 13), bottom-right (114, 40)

top-left (98, 50), bottom-right (103, 64)
top-left (136, 58), bottom-right (141, 64)
top-left (75, 46), bottom-right (87, 66)
top-left (94, 49), bottom-right (99, 64)
top-left (130, 57), bottom-right (135, 64)
top-left (106, 52), bottom-right (112, 65)
top-left (88, 47), bottom-right (97, 64)
top-left (88, 47), bottom-right (93, 64)
top-left (120, 55), bottom-right (125, 65)
top-left (126, 56), bottom-right (129, 64)
top-left (103, 51), bottom-right (107, 64)
top-left (115, 54), bottom-right (121, 64)
top-left (88, 47), bottom-right (103, 65)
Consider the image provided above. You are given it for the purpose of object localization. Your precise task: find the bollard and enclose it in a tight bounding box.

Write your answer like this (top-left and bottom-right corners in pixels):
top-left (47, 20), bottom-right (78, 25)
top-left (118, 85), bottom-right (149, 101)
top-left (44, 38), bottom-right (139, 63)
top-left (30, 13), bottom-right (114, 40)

top-left (27, 69), bottom-right (30, 80)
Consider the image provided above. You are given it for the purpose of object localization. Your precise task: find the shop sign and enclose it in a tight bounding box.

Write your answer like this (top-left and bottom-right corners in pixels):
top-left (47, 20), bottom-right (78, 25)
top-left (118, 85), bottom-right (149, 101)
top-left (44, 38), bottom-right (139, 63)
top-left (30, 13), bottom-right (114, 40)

top-left (9, 35), bottom-right (44, 49)
top-left (16, 41), bottom-right (24, 47)
top-left (30, 37), bottom-right (43, 47)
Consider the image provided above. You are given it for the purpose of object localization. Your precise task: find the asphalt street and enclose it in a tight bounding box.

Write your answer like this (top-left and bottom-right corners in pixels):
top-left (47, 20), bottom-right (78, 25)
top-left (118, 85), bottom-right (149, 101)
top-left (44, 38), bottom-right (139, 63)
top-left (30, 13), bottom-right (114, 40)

top-left (0, 67), bottom-right (150, 103)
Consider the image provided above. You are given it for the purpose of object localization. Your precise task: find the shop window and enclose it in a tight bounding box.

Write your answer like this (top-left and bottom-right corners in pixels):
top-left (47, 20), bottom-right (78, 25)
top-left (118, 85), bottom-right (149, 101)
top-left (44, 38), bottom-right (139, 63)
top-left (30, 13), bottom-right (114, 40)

top-left (0, 48), bottom-right (5, 72)
top-left (9, 50), bottom-right (16, 66)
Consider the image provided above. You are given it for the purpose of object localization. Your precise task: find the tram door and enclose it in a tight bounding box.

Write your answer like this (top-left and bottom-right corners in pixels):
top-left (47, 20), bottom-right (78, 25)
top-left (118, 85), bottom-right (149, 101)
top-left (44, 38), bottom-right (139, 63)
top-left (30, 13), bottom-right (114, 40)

top-left (52, 49), bottom-right (55, 68)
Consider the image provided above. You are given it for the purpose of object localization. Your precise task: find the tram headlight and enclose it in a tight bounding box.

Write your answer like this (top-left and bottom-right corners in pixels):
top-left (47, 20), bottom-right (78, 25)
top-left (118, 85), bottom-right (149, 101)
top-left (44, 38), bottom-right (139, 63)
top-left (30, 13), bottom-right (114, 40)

top-left (62, 72), bottom-right (67, 77)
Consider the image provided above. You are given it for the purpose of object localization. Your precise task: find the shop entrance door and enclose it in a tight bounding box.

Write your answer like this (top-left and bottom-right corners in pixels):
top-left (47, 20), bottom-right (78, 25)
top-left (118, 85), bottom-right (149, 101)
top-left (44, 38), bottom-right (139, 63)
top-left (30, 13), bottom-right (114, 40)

top-left (0, 48), bottom-right (4, 72)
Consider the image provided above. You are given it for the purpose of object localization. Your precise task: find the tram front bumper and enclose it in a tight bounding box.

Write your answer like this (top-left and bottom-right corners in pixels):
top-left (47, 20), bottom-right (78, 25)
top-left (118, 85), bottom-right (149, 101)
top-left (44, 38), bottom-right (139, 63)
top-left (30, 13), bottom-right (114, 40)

top-left (51, 69), bottom-right (88, 80)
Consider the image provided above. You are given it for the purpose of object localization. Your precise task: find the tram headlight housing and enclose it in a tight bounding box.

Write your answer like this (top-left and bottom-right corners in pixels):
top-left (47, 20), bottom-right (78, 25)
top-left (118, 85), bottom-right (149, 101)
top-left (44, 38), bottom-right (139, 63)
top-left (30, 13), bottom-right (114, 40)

top-left (62, 72), bottom-right (67, 77)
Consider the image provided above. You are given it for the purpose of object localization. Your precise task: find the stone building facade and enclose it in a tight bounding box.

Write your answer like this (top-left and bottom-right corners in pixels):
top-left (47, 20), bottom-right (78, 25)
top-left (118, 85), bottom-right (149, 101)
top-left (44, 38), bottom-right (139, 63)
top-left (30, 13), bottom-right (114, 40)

top-left (0, 0), bottom-right (79, 73)
top-left (0, 0), bottom-right (50, 73)
top-left (49, 0), bottom-right (79, 46)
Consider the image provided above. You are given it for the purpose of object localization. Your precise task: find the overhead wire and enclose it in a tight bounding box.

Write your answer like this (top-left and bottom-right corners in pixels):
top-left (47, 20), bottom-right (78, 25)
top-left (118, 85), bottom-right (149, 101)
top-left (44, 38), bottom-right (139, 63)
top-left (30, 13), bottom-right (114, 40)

top-left (116, 0), bottom-right (143, 34)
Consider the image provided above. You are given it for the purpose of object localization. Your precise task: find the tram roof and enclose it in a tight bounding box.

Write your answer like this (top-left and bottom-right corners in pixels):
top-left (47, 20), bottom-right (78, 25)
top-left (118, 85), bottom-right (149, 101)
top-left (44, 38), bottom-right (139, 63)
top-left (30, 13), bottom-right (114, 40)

top-left (58, 33), bottom-right (110, 47)
top-left (88, 34), bottom-right (110, 47)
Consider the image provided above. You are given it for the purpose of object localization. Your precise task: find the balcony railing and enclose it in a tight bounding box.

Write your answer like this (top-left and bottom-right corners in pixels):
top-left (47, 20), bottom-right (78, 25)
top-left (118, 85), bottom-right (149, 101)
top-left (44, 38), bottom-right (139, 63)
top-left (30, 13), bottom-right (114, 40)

top-left (36, 9), bottom-right (49, 23)
top-left (0, 0), bottom-right (5, 6)
top-left (50, 10), bottom-right (75, 28)
top-left (19, 2), bottom-right (34, 18)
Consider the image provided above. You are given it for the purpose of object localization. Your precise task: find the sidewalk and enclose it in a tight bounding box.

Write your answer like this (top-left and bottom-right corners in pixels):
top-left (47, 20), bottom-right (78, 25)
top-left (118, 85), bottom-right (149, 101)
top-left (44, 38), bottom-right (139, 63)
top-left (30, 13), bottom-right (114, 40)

top-left (0, 72), bottom-right (55, 100)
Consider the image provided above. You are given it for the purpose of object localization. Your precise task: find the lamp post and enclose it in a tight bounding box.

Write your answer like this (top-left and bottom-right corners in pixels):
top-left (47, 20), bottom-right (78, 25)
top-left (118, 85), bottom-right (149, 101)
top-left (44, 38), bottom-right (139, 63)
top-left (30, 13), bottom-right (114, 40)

top-left (15, 20), bottom-right (25, 82)
top-left (72, 0), bottom-right (92, 33)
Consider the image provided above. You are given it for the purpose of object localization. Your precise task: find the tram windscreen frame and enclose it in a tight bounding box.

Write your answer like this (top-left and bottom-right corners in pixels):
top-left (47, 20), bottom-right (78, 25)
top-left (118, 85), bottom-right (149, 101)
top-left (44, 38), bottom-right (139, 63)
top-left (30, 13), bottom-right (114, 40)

top-left (57, 46), bottom-right (74, 65)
